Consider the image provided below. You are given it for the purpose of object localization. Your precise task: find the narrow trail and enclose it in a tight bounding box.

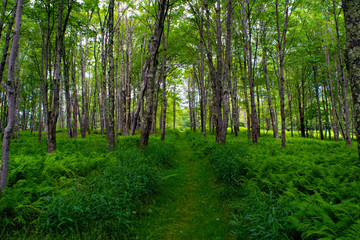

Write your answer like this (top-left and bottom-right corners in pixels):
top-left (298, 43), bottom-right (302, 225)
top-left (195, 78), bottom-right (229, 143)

top-left (137, 133), bottom-right (230, 239)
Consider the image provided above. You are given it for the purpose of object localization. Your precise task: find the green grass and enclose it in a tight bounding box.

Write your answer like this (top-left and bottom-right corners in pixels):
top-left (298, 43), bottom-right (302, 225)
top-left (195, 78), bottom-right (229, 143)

top-left (1, 128), bottom-right (359, 239)
top-left (0, 131), bottom-right (176, 239)
top-left (135, 131), bottom-right (230, 240)
top-left (187, 129), bottom-right (360, 239)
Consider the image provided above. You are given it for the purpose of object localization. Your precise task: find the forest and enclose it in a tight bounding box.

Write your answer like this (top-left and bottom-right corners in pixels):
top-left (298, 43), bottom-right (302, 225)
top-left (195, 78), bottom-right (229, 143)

top-left (0, 0), bottom-right (360, 239)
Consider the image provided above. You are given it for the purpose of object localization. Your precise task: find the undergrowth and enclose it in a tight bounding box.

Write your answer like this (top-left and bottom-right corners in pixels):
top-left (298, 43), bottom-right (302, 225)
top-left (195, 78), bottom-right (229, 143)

top-left (186, 131), bottom-right (360, 239)
top-left (0, 131), bottom-right (176, 239)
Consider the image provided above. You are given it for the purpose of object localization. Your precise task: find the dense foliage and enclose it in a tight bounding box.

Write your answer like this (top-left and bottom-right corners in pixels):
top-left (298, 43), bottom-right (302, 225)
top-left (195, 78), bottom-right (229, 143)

top-left (187, 129), bottom-right (360, 239)
top-left (0, 131), bottom-right (176, 239)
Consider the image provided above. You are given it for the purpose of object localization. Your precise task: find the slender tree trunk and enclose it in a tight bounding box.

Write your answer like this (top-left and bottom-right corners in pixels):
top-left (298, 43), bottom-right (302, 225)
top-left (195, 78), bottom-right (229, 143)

top-left (80, 30), bottom-right (87, 138)
top-left (173, 87), bottom-right (176, 129)
top-left (63, 47), bottom-right (72, 138)
top-left (242, 1), bottom-right (257, 143)
top-left (0, 1), bottom-right (16, 83)
top-left (130, 34), bottom-right (147, 135)
top-left (91, 39), bottom-right (99, 130)
top-left (139, 0), bottom-right (169, 148)
top-left (107, 0), bottom-right (115, 151)
top-left (240, 51), bottom-right (251, 140)
top-left (287, 81), bottom-right (293, 137)
top-left (0, 0), bottom-right (23, 191)
top-left (230, 58), bottom-right (239, 137)
top-left (276, 0), bottom-right (290, 148)
top-left (0, 0), bottom-right (8, 40)
top-left (99, 11), bottom-right (108, 136)
top-left (262, 42), bottom-right (278, 138)
top-left (325, 41), bottom-right (339, 141)
top-left (333, 0), bottom-right (351, 147)
top-left (161, 12), bottom-right (171, 140)
top-left (220, 0), bottom-right (232, 143)
top-left (313, 66), bottom-right (324, 140)
top-left (71, 51), bottom-right (78, 138)
top-left (199, 12), bottom-right (206, 138)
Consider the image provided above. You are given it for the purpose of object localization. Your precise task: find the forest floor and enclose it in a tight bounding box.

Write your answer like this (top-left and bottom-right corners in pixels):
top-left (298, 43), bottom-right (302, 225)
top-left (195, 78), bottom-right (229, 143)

top-left (136, 133), bottom-right (231, 239)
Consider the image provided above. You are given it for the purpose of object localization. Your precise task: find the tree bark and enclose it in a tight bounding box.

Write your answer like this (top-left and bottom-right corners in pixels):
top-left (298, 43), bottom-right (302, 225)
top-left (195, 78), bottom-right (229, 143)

top-left (71, 51), bottom-right (78, 138)
top-left (333, 0), bottom-right (351, 147)
top-left (161, 12), bottom-right (171, 140)
top-left (130, 34), bottom-right (147, 135)
top-left (276, 0), bottom-right (290, 148)
top-left (99, 11), bottom-right (108, 136)
top-left (107, 0), bottom-right (115, 151)
top-left (324, 40), bottom-right (339, 141)
top-left (0, 1), bottom-right (16, 84)
top-left (139, 0), bottom-right (169, 148)
top-left (0, 0), bottom-right (23, 191)
top-left (241, 0), bottom-right (257, 143)
top-left (63, 45), bottom-right (72, 138)
top-left (343, 0), bottom-right (360, 159)
top-left (262, 38), bottom-right (278, 138)
top-left (313, 66), bottom-right (324, 140)
top-left (0, 0), bottom-right (8, 40)
top-left (47, 0), bottom-right (73, 153)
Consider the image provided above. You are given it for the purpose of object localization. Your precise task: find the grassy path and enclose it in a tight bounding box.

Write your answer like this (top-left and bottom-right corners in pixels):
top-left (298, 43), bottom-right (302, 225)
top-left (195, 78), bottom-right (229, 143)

top-left (136, 133), bottom-right (230, 239)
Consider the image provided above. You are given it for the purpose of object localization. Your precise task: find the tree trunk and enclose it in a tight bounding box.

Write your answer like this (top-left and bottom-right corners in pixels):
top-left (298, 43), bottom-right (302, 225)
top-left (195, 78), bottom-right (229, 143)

top-left (0, 0), bottom-right (8, 40)
top-left (262, 41), bottom-right (278, 138)
top-left (107, 0), bottom-right (115, 151)
top-left (139, 0), bottom-right (169, 148)
top-left (71, 52), bottom-right (78, 138)
top-left (0, 1), bottom-right (16, 84)
top-left (47, 0), bottom-right (72, 153)
top-left (161, 12), bottom-right (171, 140)
top-left (276, 0), bottom-right (290, 148)
top-left (241, 0), bottom-right (257, 143)
top-left (130, 34), bottom-right (147, 135)
top-left (0, 0), bottom-right (23, 191)
top-left (313, 66), bottom-right (324, 140)
top-left (99, 11), bottom-right (108, 136)
top-left (287, 81), bottom-right (293, 137)
top-left (343, 0), bottom-right (360, 158)
top-left (91, 38), bottom-right (99, 130)
top-left (63, 46), bottom-right (72, 138)
top-left (221, 0), bottom-right (232, 142)
top-left (324, 40), bottom-right (339, 141)
top-left (230, 57), bottom-right (239, 137)
top-left (333, 0), bottom-right (351, 147)
top-left (198, 11), bottom-right (206, 138)
top-left (79, 30), bottom-right (87, 138)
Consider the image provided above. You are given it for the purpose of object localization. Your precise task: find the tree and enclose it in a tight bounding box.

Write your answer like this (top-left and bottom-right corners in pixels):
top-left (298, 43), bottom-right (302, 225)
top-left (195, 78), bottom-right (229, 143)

top-left (0, 0), bottom-right (24, 191)
top-left (343, 0), bottom-right (360, 159)
top-left (139, 0), bottom-right (169, 148)
top-left (107, 0), bottom-right (115, 151)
